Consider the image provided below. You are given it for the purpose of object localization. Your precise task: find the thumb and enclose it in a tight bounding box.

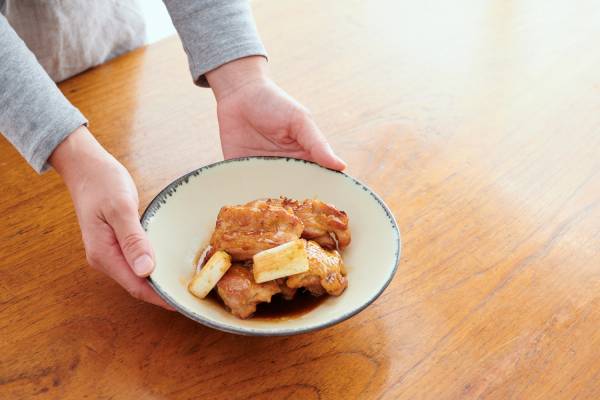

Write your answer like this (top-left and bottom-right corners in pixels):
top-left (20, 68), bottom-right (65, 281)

top-left (293, 114), bottom-right (347, 171)
top-left (106, 198), bottom-right (155, 277)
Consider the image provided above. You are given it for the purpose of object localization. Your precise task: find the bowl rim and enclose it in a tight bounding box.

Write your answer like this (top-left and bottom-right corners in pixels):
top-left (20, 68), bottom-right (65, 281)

top-left (141, 156), bottom-right (401, 336)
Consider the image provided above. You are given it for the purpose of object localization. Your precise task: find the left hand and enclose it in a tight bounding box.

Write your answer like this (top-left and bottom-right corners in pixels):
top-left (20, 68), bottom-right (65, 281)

top-left (50, 127), bottom-right (173, 310)
top-left (206, 57), bottom-right (346, 171)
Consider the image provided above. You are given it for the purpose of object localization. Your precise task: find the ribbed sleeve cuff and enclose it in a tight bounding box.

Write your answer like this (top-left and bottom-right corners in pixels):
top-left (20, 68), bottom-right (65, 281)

top-left (30, 109), bottom-right (87, 173)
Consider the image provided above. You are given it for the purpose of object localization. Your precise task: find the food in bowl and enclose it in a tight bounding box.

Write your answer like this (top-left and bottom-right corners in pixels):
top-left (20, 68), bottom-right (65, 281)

top-left (187, 197), bottom-right (351, 319)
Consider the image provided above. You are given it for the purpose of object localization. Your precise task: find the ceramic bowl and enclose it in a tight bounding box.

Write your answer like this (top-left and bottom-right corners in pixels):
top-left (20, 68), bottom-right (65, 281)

top-left (141, 157), bottom-right (400, 336)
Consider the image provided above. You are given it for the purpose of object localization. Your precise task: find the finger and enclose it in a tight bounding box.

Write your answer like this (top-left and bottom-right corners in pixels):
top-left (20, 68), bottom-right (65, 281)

top-left (132, 279), bottom-right (176, 310)
top-left (106, 197), bottom-right (155, 277)
top-left (291, 112), bottom-right (347, 171)
top-left (107, 255), bottom-right (175, 311)
top-left (83, 217), bottom-right (173, 310)
top-left (228, 148), bottom-right (311, 161)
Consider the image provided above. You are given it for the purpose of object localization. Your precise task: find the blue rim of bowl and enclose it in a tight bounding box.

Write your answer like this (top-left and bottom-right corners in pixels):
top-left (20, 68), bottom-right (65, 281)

top-left (141, 156), bottom-right (401, 336)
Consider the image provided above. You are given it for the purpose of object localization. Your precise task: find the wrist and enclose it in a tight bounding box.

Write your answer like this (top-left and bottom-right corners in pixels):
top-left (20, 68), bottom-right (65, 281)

top-left (206, 56), bottom-right (269, 101)
top-left (49, 126), bottom-right (113, 188)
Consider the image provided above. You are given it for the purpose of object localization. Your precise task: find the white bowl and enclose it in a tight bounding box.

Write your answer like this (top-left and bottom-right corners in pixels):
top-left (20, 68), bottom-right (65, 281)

top-left (142, 157), bottom-right (400, 336)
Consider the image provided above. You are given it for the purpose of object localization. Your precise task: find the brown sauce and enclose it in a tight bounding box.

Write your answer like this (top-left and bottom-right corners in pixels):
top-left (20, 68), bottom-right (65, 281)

top-left (254, 290), bottom-right (327, 319)
top-left (205, 289), bottom-right (328, 320)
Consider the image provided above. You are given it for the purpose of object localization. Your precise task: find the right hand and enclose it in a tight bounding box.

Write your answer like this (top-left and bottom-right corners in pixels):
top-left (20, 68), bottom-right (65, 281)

top-left (50, 126), bottom-right (173, 310)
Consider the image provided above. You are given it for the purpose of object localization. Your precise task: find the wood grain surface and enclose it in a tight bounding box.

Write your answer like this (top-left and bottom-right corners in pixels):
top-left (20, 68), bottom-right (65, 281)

top-left (2, 0), bottom-right (600, 398)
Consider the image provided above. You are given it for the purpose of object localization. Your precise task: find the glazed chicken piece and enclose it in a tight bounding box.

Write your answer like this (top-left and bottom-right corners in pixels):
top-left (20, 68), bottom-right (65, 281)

top-left (248, 198), bottom-right (351, 250)
top-left (286, 240), bottom-right (348, 296)
top-left (291, 199), bottom-right (351, 250)
top-left (210, 200), bottom-right (304, 261)
top-left (216, 265), bottom-right (280, 318)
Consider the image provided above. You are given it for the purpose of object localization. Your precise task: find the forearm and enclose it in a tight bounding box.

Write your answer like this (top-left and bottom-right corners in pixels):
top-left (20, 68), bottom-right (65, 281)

top-left (0, 14), bottom-right (87, 173)
top-left (49, 126), bottom-right (112, 188)
top-left (206, 56), bottom-right (269, 101)
top-left (163, 0), bottom-right (267, 87)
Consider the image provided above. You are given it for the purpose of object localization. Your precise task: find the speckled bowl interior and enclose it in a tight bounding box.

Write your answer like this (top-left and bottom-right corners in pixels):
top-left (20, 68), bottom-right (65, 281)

top-left (141, 157), bottom-right (400, 336)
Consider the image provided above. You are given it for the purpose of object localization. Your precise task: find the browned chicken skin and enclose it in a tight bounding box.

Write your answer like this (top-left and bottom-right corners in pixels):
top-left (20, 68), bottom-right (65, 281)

top-left (216, 265), bottom-right (280, 318)
top-left (210, 200), bottom-right (304, 261)
top-left (249, 198), bottom-right (351, 250)
top-left (286, 240), bottom-right (348, 296)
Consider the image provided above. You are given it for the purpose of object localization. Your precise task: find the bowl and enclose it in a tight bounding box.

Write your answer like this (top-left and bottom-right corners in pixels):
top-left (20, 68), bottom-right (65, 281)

top-left (141, 157), bottom-right (401, 336)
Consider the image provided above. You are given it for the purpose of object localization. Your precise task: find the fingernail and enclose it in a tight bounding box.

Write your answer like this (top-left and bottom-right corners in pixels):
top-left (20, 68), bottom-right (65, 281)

top-left (133, 254), bottom-right (154, 276)
top-left (337, 156), bottom-right (348, 170)
top-left (325, 145), bottom-right (347, 170)
top-left (331, 151), bottom-right (347, 170)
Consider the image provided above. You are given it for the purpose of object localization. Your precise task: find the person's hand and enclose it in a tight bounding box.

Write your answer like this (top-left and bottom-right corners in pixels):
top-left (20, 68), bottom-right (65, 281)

top-left (206, 56), bottom-right (346, 170)
top-left (50, 126), bottom-right (172, 310)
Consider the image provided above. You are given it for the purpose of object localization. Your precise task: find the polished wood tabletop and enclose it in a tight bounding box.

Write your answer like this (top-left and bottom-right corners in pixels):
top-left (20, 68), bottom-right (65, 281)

top-left (2, 0), bottom-right (600, 398)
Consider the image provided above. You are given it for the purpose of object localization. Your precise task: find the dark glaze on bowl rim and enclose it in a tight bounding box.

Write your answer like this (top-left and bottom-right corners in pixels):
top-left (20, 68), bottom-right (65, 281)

top-left (141, 156), bottom-right (401, 336)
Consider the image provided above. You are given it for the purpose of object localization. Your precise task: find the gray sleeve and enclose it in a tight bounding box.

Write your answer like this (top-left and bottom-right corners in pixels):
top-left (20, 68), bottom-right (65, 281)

top-left (0, 14), bottom-right (87, 173)
top-left (163, 0), bottom-right (267, 87)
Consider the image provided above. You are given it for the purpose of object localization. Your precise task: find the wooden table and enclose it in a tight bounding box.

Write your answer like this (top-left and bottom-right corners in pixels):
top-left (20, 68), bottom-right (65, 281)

top-left (2, 0), bottom-right (600, 398)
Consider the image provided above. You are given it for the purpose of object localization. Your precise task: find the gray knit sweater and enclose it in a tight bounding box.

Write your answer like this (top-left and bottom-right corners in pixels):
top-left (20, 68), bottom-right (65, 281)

top-left (0, 1), bottom-right (266, 172)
